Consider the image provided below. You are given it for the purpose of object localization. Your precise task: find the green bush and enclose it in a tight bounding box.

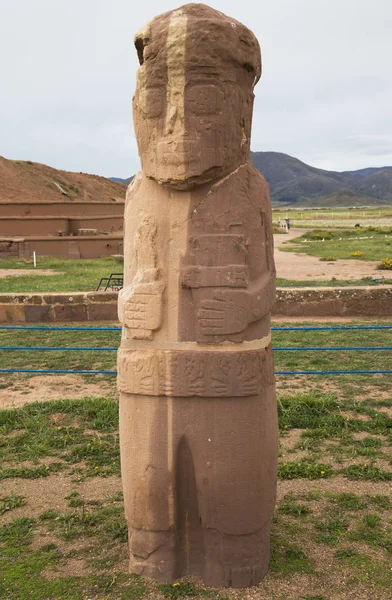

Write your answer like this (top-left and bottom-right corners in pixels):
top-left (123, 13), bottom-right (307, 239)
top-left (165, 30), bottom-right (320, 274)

top-left (377, 257), bottom-right (392, 270)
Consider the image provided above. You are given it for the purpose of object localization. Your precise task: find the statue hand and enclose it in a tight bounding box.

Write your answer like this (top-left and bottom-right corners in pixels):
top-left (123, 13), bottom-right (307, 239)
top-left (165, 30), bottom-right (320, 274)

top-left (197, 289), bottom-right (250, 337)
top-left (119, 278), bottom-right (164, 339)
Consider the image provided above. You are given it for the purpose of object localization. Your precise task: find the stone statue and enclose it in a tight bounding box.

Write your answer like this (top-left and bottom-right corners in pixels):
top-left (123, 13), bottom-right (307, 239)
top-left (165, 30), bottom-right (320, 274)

top-left (117, 3), bottom-right (277, 588)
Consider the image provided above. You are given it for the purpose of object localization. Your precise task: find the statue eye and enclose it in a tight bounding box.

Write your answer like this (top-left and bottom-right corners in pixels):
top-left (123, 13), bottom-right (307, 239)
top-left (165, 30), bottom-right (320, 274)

top-left (186, 84), bottom-right (222, 115)
top-left (138, 86), bottom-right (166, 118)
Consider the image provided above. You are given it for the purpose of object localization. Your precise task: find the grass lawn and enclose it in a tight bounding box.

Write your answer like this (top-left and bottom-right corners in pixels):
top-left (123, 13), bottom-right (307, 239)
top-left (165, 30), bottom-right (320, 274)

top-left (1, 319), bottom-right (391, 375)
top-left (0, 257), bottom-right (123, 293)
top-left (280, 227), bottom-right (392, 264)
top-left (272, 207), bottom-right (392, 230)
top-left (276, 277), bottom-right (392, 287)
top-left (0, 255), bottom-right (391, 294)
top-left (0, 321), bottom-right (391, 599)
top-left (272, 207), bottom-right (392, 222)
top-left (0, 323), bottom-right (120, 375)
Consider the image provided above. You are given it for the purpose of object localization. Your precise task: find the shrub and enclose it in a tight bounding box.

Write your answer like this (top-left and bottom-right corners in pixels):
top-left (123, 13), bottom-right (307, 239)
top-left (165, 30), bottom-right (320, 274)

top-left (367, 226), bottom-right (392, 234)
top-left (307, 230), bottom-right (333, 241)
top-left (377, 257), bottom-right (392, 270)
top-left (350, 251), bottom-right (363, 257)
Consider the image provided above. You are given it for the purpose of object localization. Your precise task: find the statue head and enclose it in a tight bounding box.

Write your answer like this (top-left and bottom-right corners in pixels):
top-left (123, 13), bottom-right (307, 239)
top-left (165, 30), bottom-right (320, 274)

top-left (132, 3), bottom-right (261, 190)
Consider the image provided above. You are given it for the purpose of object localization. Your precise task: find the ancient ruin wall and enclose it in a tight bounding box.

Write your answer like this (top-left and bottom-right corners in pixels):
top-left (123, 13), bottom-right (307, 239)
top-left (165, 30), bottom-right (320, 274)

top-left (1, 287), bottom-right (390, 323)
top-left (0, 216), bottom-right (123, 237)
top-left (0, 236), bottom-right (123, 259)
top-left (0, 201), bottom-right (124, 217)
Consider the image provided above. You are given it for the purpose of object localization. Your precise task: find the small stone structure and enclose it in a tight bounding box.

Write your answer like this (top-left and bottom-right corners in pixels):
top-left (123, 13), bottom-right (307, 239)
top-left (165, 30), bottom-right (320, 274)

top-left (0, 292), bottom-right (118, 323)
top-left (118, 4), bottom-right (277, 588)
top-left (1, 287), bottom-right (390, 324)
top-left (0, 202), bottom-right (124, 259)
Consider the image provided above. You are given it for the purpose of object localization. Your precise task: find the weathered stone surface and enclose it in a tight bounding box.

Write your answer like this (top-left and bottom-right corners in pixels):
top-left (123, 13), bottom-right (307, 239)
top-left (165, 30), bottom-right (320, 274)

top-left (44, 294), bottom-right (85, 305)
top-left (89, 303), bottom-right (118, 321)
top-left (53, 304), bottom-right (88, 322)
top-left (272, 286), bottom-right (392, 317)
top-left (0, 304), bottom-right (25, 322)
top-left (87, 292), bottom-right (119, 304)
top-left (24, 305), bottom-right (52, 322)
top-left (0, 294), bottom-right (43, 305)
top-left (118, 347), bottom-right (274, 397)
top-left (118, 3), bottom-right (277, 588)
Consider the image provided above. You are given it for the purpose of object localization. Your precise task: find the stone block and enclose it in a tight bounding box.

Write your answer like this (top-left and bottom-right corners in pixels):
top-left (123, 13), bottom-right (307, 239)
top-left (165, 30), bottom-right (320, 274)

top-left (0, 304), bottom-right (25, 323)
top-left (54, 304), bottom-right (88, 321)
top-left (44, 294), bottom-right (86, 305)
top-left (24, 305), bottom-right (52, 322)
top-left (87, 292), bottom-right (119, 303)
top-left (88, 303), bottom-right (118, 321)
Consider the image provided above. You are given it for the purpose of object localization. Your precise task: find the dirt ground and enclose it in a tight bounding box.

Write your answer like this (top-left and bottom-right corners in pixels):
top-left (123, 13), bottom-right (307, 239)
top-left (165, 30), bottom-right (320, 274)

top-left (274, 229), bottom-right (382, 280)
top-left (0, 374), bottom-right (116, 409)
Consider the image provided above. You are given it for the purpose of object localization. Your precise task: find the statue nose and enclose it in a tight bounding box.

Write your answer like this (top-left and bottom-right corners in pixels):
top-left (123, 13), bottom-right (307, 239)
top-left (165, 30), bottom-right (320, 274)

top-left (165, 105), bottom-right (179, 135)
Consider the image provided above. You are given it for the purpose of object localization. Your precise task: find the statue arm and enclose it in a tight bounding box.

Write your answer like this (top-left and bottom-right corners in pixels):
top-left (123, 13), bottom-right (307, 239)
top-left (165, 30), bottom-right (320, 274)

top-left (118, 210), bottom-right (165, 340)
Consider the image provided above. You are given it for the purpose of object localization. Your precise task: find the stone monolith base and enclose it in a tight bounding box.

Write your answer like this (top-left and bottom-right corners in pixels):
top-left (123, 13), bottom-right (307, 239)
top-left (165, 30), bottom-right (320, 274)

top-left (119, 375), bottom-right (277, 588)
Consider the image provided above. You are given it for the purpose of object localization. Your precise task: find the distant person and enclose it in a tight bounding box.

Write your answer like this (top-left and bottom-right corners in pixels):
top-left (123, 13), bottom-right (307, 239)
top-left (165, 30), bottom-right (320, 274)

top-left (285, 217), bottom-right (291, 231)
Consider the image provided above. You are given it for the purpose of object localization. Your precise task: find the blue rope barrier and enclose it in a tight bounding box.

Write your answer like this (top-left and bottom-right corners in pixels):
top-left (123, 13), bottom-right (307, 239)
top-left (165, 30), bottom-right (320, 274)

top-left (0, 324), bottom-right (390, 376)
top-left (0, 347), bottom-right (117, 351)
top-left (276, 370), bottom-right (392, 375)
top-left (0, 325), bottom-right (391, 332)
top-left (0, 346), bottom-right (391, 352)
top-left (271, 325), bottom-right (392, 331)
top-left (0, 368), bottom-right (117, 375)
top-left (0, 368), bottom-right (391, 376)
top-left (0, 325), bottom-right (121, 331)
top-left (273, 347), bottom-right (392, 351)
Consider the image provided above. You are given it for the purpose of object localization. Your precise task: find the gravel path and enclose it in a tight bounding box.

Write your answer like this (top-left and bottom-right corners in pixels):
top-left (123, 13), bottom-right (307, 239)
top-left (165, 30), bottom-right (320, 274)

top-left (274, 229), bottom-right (382, 281)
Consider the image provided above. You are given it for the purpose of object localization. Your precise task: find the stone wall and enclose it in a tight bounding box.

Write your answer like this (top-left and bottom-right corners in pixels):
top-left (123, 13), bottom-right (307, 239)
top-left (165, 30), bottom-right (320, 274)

top-left (0, 286), bottom-right (390, 323)
top-left (273, 286), bottom-right (392, 318)
top-left (0, 292), bottom-right (118, 323)
top-left (0, 201), bottom-right (125, 217)
top-left (0, 216), bottom-right (123, 237)
top-left (0, 236), bottom-right (123, 259)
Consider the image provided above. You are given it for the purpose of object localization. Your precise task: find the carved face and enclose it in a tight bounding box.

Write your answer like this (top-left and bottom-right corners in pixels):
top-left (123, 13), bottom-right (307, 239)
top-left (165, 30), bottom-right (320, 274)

top-left (134, 77), bottom-right (252, 189)
top-left (132, 9), bottom-right (257, 190)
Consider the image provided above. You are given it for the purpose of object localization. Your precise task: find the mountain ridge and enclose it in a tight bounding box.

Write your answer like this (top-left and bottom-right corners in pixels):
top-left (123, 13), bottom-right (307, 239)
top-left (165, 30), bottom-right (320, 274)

top-left (1, 152), bottom-right (390, 208)
top-left (112, 152), bottom-right (392, 207)
top-left (250, 152), bottom-right (392, 206)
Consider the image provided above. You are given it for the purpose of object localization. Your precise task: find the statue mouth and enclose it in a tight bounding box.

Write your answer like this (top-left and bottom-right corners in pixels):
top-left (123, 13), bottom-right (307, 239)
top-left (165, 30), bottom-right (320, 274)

top-left (160, 152), bottom-right (199, 167)
top-left (158, 140), bottom-right (200, 168)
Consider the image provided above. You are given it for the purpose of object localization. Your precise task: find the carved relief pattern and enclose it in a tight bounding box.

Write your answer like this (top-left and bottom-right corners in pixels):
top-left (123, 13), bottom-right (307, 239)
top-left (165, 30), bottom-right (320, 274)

top-left (118, 216), bottom-right (164, 340)
top-left (118, 350), bottom-right (160, 396)
top-left (118, 348), bottom-right (273, 397)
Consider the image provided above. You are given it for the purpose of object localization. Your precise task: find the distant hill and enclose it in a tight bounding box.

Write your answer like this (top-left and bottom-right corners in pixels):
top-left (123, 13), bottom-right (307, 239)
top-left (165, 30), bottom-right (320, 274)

top-left (250, 152), bottom-right (392, 207)
top-left (113, 153), bottom-right (392, 207)
top-left (8, 152), bottom-right (388, 208)
top-left (0, 157), bottom-right (126, 203)
top-left (110, 176), bottom-right (133, 186)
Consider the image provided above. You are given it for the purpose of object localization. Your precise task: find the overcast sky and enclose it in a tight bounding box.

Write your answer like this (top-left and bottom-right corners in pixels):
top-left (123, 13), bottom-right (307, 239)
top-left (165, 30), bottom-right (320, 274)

top-left (1, 0), bottom-right (391, 178)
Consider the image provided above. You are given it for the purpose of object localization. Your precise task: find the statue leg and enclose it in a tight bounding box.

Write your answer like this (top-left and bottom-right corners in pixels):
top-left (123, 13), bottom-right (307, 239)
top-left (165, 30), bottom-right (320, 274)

top-left (189, 388), bottom-right (278, 588)
top-left (120, 387), bottom-right (277, 587)
top-left (119, 394), bottom-right (179, 582)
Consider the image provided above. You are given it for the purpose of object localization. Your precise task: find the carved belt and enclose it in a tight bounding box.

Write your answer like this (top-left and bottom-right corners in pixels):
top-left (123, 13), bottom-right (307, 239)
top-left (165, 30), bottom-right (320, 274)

top-left (117, 337), bottom-right (274, 397)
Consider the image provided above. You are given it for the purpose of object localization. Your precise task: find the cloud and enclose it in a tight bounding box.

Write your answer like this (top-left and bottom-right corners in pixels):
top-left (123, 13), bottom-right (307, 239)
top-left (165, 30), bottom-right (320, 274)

top-left (1, 0), bottom-right (391, 177)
